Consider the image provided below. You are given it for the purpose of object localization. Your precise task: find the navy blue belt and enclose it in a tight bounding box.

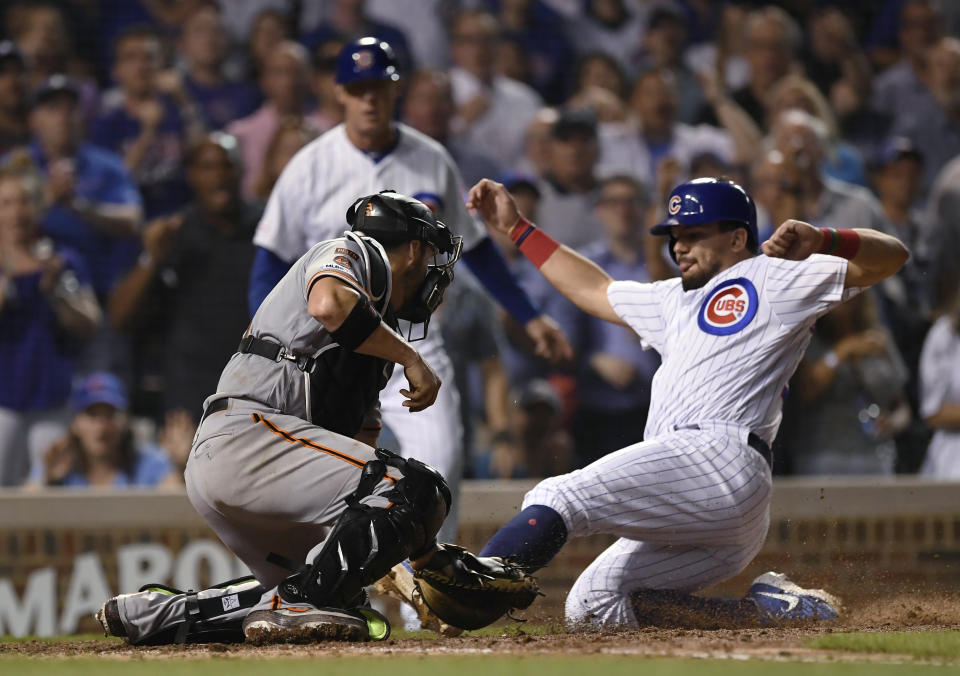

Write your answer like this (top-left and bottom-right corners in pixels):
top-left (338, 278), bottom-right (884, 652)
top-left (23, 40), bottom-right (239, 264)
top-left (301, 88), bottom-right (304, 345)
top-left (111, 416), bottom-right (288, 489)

top-left (674, 424), bottom-right (772, 468)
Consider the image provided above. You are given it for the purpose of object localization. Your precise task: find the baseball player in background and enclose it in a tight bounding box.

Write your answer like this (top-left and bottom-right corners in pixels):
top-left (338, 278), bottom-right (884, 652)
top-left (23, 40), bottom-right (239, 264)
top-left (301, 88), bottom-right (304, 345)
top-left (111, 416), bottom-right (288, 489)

top-left (96, 191), bottom-right (533, 644)
top-left (468, 176), bottom-right (909, 628)
top-left (248, 38), bottom-right (571, 544)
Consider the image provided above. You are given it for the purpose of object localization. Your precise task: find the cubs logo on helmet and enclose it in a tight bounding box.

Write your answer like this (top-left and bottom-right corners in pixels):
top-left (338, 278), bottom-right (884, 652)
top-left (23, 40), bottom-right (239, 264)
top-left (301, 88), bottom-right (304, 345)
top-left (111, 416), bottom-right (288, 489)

top-left (697, 278), bottom-right (758, 336)
top-left (668, 195), bottom-right (682, 215)
top-left (353, 49), bottom-right (375, 69)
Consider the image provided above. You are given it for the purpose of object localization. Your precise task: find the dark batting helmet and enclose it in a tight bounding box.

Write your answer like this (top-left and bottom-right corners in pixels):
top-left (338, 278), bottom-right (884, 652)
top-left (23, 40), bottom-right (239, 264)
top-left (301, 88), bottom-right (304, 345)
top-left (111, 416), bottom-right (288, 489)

top-left (335, 37), bottom-right (400, 85)
top-left (651, 178), bottom-right (759, 261)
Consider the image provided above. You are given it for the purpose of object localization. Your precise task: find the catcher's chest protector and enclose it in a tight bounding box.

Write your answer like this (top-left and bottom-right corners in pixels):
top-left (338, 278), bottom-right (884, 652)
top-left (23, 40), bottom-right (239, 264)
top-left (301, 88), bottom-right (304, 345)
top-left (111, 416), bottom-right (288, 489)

top-left (308, 238), bottom-right (396, 437)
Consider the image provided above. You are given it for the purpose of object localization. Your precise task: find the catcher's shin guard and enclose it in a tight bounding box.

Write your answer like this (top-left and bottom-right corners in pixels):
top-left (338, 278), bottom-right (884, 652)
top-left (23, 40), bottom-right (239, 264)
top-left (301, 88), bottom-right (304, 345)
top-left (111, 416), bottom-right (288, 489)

top-left (274, 448), bottom-right (451, 609)
top-left (100, 576), bottom-right (265, 645)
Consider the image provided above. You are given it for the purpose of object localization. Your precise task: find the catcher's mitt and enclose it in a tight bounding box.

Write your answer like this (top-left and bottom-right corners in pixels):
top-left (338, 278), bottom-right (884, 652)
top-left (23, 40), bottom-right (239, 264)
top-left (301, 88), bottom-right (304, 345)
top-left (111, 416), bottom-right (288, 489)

top-left (413, 543), bottom-right (541, 630)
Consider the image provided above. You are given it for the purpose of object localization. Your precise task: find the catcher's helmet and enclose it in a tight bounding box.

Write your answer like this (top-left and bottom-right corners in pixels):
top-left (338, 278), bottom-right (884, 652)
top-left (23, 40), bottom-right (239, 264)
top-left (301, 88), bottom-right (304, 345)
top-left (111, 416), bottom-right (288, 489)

top-left (347, 190), bottom-right (456, 254)
top-left (335, 37), bottom-right (400, 85)
top-left (651, 178), bottom-right (759, 258)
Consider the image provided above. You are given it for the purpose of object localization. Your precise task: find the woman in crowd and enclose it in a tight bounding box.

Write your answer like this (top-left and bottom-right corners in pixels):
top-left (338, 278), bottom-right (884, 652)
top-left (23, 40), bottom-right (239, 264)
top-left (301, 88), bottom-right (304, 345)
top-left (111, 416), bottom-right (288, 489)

top-left (32, 372), bottom-right (178, 488)
top-left (0, 167), bottom-right (99, 486)
top-left (252, 118), bottom-right (316, 201)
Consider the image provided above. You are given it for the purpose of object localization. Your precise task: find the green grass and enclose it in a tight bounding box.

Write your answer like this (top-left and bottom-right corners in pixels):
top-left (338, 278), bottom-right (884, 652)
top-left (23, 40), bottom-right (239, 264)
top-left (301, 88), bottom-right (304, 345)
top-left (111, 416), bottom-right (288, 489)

top-left (0, 657), bottom-right (954, 676)
top-left (808, 630), bottom-right (960, 659)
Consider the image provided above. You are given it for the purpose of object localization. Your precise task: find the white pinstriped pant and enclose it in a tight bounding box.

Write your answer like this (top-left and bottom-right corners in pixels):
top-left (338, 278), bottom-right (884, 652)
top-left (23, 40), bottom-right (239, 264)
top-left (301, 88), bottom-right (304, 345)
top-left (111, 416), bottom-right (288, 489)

top-left (379, 349), bottom-right (464, 543)
top-left (523, 422), bottom-right (772, 628)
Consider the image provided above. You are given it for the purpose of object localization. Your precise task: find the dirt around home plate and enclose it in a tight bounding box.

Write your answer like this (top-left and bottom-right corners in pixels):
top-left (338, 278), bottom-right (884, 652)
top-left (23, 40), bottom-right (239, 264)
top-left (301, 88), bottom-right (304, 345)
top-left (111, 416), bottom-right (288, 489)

top-left (3, 592), bottom-right (960, 663)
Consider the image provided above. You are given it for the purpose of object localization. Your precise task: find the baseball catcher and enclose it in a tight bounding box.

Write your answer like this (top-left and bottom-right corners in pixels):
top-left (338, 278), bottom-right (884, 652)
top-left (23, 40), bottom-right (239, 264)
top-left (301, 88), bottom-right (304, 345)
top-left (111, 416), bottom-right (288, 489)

top-left (96, 190), bottom-right (536, 645)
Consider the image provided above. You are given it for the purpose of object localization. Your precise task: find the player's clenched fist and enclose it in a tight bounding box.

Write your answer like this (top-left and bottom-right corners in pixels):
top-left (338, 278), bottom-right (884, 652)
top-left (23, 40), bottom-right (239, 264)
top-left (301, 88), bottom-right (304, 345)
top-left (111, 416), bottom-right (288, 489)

top-left (467, 179), bottom-right (523, 237)
top-left (761, 219), bottom-right (822, 261)
top-left (399, 353), bottom-right (441, 412)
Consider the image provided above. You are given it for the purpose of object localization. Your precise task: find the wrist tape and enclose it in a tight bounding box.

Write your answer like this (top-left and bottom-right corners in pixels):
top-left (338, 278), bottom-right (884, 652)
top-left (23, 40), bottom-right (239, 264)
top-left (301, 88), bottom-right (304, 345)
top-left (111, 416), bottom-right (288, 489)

top-left (818, 227), bottom-right (860, 259)
top-left (510, 217), bottom-right (560, 268)
top-left (330, 293), bottom-right (381, 351)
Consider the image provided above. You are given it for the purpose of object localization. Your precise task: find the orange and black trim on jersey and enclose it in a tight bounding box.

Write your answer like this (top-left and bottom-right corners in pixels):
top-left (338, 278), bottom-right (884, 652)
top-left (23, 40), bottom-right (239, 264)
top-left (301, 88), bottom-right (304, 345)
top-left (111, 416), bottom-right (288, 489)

top-left (250, 413), bottom-right (398, 485)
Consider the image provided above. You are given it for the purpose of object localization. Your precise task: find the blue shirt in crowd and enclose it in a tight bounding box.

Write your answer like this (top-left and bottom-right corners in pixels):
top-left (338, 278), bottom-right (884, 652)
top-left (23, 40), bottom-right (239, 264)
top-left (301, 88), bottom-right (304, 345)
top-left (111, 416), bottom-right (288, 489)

top-left (30, 442), bottom-right (175, 488)
top-left (183, 74), bottom-right (260, 131)
top-left (89, 94), bottom-right (190, 218)
top-left (0, 248), bottom-right (90, 411)
top-left (10, 142), bottom-right (143, 299)
top-left (547, 241), bottom-right (661, 413)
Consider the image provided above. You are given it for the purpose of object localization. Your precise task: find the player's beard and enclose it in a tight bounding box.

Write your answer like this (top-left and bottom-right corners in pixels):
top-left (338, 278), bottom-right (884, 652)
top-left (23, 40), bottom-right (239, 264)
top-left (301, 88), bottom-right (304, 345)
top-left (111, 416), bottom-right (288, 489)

top-left (681, 258), bottom-right (723, 291)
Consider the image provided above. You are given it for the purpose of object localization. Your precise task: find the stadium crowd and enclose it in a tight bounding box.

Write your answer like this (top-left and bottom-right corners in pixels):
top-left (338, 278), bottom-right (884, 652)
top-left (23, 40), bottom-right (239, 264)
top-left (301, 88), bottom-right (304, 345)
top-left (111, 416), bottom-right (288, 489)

top-left (0, 0), bottom-right (958, 489)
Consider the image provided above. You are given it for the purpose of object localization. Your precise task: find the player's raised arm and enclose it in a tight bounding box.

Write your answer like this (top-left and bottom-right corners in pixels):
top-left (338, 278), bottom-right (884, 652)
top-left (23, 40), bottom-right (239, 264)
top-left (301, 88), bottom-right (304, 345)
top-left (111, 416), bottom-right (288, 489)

top-left (467, 179), bottom-right (625, 326)
top-left (761, 219), bottom-right (909, 288)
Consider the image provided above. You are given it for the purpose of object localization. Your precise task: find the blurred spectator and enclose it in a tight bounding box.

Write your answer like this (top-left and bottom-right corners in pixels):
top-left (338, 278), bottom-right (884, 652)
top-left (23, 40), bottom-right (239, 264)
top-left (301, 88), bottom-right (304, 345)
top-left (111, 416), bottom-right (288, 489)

top-left (495, 33), bottom-right (531, 86)
top-left (490, 0), bottom-right (576, 105)
top-left (868, 138), bottom-right (936, 371)
top-left (699, 6), bottom-right (800, 128)
top-left (109, 133), bottom-right (259, 420)
top-left (918, 296), bottom-right (960, 478)
top-left (765, 74), bottom-right (867, 187)
top-left (227, 40), bottom-right (316, 199)
top-left (597, 69), bottom-right (740, 188)
top-left (307, 35), bottom-right (348, 134)
top-left (474, 378), bottom-right (575, 479)
top-left (401, 69), bottom-right (501, 187)
top-left (436, 271), bottom-right (511, 478)
top-left (565, 0), bottom-right (647, 77)
top-left (871, 0), bottom-right (940, 122)
top-left (684, 2), bottom-right (750, 93)
top-left (252, 118), bottom-right (317, 201)
top-left (245, 8), bottom-right (293, 81)
top-left (449, 9), bottom-right (543, 168)
top-left (924, 153), bottom-right (960, 315)
top-left (31, 373), bottom-right (178, 488)
top-left (300, 0), bottom-right (411, 74)
top-left (6, 75), bottom-right (143, 302)
top-left (554, 175), bottom-right (660, 463)
top-left (516, 107), bottom-right (558, 178)
top-left (889, 37), bottom-right (960, 194)
top-left (767, 109), bottom-right (886, 233)
top-left (6, 1), bottom-right (99, 123)
top-left (535, 109), bottom-right (603, 250)
top-left (362, 0), bottom-right (450, 70)
top-left (214, 0), bottom-right (292, 47)
top-left (801, 7), bottom-right (872, 113)
top-left (91, 25), bottom-right (201, 220)
top-left (0, 42), bottom-right (29, 155)
top-left (566, 52), bottom-right (629, 123)
top-left (177, 1), bottom-right (260, 130)
top-left (787, 291), bottom-right (911, 476)
top-left (637, 3), bottom-right (704, 125)
top-left (0, 167), bottom-right (100, 486)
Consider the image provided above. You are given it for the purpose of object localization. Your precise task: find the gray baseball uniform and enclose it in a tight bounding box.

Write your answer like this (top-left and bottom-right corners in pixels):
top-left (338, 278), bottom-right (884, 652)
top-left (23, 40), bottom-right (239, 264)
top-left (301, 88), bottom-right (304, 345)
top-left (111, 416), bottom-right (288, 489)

top-left (112, 232), bottom-right (410, 644)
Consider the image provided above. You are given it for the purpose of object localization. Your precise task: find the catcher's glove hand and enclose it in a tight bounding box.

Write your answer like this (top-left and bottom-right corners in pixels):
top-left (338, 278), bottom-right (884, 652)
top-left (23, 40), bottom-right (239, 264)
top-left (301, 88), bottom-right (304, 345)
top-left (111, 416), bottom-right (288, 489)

top-left (413, 543), bottom-right (541, 630)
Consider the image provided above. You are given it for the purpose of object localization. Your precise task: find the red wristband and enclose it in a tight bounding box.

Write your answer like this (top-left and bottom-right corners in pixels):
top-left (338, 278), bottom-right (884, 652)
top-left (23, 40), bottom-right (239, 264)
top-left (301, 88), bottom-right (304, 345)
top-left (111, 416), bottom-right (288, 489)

top-left (817, 227), bottom-right (860, 260)
top-left (510, 217), bottom-right (560, 268)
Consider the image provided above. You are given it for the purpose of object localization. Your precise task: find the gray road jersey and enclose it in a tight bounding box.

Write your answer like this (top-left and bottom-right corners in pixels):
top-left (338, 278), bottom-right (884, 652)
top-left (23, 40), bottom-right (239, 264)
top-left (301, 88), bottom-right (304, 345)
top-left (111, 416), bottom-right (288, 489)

top-left (211, 232), bottom-right (391, 421)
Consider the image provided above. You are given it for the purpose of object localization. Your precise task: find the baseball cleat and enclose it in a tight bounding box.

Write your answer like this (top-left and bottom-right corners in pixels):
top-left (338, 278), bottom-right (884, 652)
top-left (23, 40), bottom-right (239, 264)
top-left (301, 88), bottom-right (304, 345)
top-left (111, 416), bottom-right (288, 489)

top-left (373, 561), bottom-right (463, 637)
top-left (95, 598), bottom-right (127, 639)
top-left (745, 571), bottom-right (841, 623)
top-left (242, 601), bottom-right (390, 644)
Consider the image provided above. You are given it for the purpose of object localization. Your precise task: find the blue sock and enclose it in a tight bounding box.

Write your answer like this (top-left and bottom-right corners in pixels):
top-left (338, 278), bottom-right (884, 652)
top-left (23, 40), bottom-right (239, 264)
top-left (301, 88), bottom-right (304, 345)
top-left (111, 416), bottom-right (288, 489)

top-left (479, 505), bottom-right (567, 570)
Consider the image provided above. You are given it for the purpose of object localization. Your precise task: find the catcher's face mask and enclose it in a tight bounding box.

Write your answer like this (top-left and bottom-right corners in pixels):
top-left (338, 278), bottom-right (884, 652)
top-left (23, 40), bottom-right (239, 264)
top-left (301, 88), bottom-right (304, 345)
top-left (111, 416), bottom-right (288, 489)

top-left (397, 234), bottom-right (462, 338)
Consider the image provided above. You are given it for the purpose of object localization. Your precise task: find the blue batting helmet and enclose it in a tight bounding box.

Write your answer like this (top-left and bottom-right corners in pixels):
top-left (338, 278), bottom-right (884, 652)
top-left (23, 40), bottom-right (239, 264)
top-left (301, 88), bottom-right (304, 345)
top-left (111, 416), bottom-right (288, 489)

top-left (651, 178), bottom-right (758, 258)
top-left (335, 37), bottom-right (400, 85)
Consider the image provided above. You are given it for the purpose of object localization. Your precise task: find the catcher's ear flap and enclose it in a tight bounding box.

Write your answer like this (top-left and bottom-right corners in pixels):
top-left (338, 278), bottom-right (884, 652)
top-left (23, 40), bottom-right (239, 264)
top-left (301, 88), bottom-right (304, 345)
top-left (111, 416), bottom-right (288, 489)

top-left (346, 196), bottom-right (366, 227)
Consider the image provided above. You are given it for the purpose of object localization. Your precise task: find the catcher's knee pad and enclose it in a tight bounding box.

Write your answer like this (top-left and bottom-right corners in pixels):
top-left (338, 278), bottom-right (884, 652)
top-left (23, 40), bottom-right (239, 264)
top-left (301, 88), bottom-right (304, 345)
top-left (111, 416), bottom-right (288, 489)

top-left (276, 448), bottom-right (451, 609)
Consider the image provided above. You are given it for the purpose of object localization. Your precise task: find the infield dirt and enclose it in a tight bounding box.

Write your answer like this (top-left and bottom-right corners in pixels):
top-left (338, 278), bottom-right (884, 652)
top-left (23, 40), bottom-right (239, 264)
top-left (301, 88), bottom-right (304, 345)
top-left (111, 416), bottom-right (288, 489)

top-left (2, 591), bottom-right (960, 663)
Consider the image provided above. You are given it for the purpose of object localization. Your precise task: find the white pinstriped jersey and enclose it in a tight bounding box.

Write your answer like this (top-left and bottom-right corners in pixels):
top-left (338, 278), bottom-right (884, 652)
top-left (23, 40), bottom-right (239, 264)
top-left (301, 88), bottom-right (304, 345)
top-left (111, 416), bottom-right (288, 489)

top-left (254, 122), bottom-right (485, 359)
top-left (608, 254), bottom-right (861, 445)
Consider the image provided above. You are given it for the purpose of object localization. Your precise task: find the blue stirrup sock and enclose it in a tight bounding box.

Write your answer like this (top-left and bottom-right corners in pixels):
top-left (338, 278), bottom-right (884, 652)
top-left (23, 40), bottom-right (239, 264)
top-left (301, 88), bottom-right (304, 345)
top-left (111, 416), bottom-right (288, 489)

top-left (478, 505), bottom-right (567, 570)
